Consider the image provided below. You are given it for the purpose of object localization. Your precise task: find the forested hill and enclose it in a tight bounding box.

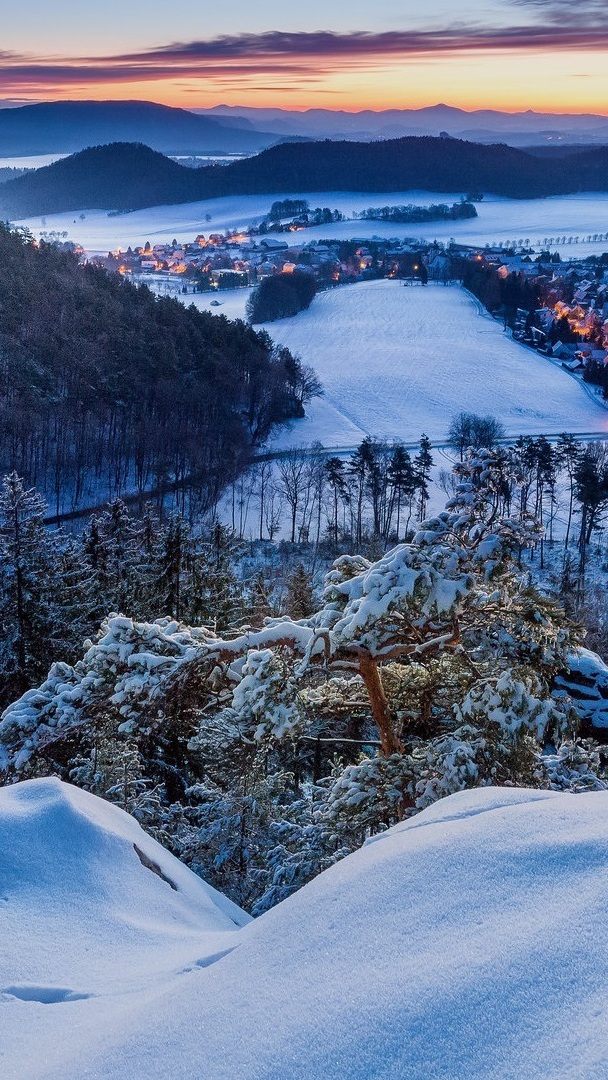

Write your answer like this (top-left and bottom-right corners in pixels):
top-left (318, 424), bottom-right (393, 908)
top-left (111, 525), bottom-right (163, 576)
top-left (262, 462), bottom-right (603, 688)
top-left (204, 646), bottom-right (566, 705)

top-left (2, 137), bottom-right (608, 217)
top-left (0, 224), bottom-right (312, 514)
top-left (0, 143), bottom-right (205, 217)
top-left (230, 140), bottom-right (608, 197)
top-left (211, 137), bottom-right (559, 199)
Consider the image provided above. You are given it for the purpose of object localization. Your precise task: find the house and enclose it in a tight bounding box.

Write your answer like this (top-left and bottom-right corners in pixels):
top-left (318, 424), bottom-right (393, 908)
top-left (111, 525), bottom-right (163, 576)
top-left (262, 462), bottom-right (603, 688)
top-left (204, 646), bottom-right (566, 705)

top-left (551, 342), bottom-right (580, 360)
top-left (259, 238), bottom-right (289, 252)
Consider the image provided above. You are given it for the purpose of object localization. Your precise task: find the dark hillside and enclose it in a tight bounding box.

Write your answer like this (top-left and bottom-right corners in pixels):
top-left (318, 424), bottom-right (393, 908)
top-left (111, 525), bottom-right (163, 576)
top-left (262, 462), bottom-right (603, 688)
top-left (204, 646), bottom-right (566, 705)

top-left (0, 225), bottom-right (311, 513)
top-left (0, 143), bottom-right (204, 216)
top-left (2, 137), bottom-right (608, 218)
top-left (560, 144), bottom-right (608, 189)
top-left (210, 137), bottom-right (557, 199)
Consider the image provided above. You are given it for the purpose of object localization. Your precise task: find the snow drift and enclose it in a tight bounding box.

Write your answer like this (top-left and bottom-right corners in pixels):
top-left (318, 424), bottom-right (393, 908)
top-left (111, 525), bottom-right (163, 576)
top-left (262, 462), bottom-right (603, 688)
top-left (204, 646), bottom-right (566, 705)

top-left (3, 780), bottom-right (608, 1078)
top-left (0, 779), bottom-right (247, 1015)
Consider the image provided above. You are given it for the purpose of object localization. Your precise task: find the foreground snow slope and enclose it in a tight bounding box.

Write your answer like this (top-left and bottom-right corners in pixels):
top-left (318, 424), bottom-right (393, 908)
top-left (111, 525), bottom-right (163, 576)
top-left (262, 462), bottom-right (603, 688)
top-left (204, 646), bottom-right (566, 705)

top-left (266, 280), bottom-right (608, 449)
top-left (4, 780), bottom-right (608, 1078)
top-left (0, 778), bottom-right (248, 1078)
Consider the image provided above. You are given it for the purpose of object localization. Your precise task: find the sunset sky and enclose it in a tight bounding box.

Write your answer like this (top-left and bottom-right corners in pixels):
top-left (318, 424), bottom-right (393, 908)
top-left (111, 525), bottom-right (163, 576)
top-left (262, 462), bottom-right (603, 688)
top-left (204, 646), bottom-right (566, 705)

top-left (1, 0), bottom-right (607, 114)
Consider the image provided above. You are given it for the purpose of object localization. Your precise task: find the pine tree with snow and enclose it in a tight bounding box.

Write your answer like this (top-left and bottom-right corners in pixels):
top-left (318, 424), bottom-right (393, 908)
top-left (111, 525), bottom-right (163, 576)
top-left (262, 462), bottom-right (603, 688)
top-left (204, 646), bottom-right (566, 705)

top-left (0, 448), bottom-right (593, 911)
top-left (0, 474), bottom-right (59, 701)
top-left (284, 564), bottom-right (315, 619)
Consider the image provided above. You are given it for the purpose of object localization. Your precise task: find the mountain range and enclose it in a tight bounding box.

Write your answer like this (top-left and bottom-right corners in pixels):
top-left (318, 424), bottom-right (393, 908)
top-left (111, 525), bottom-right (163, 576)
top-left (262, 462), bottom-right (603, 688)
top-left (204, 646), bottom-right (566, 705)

top-left (1, 101), bottom-right (608, 162)
top-left (198, 103), bottom-right (608, 147)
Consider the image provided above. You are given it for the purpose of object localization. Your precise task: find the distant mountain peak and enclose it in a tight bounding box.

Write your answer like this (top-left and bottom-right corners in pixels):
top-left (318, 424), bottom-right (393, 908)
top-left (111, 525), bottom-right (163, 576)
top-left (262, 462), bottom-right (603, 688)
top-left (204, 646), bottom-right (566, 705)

top-left (0, 99), bottom-right (279, 157)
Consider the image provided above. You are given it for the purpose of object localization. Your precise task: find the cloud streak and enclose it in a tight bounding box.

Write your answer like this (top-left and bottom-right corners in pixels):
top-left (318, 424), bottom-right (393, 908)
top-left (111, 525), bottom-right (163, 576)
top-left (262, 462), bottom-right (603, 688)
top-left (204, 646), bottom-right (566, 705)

top-left (0, 24), bottom-right (607, 94)
top-left (509, 0), bottom-right (608, 25)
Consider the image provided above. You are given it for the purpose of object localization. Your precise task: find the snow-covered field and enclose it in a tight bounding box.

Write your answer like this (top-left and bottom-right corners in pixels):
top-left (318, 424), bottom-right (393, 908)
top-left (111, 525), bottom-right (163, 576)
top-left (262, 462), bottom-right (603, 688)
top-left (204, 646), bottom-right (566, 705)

top-left (0, 154), bottom-right (68, 170)
top-left (168, 285), bottom-right (252, 323)
top-left (4, 777), bottom-right (608, 1079)
top-left (15, 189), bottom-right (608, 256)
top-left (257, 280), bottom-right (608, 450)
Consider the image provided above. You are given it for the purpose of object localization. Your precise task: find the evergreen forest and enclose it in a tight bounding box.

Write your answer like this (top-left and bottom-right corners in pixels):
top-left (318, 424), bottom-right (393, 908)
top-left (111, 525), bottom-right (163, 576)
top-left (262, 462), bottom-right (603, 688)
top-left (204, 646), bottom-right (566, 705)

top-left (0, 225), bottom-right (315, 514)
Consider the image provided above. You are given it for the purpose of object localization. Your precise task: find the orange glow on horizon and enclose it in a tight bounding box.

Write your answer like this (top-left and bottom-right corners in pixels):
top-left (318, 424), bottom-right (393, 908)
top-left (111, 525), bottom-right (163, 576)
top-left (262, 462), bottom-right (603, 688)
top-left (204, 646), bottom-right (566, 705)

top-left (3, 47), bottom-right (608, 117)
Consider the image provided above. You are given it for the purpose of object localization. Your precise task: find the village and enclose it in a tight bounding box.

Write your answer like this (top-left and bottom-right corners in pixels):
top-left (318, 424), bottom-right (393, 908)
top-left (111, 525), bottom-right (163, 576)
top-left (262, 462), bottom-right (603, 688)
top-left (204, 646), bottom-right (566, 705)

top-left (461, 246), bottom-right (608, 384)
top-left (83, 218), bottom-right (608, 378)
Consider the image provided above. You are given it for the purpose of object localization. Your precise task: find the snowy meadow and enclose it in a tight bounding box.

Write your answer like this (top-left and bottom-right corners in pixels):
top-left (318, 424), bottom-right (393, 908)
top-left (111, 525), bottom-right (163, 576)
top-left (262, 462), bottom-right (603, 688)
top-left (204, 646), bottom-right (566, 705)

top-left (263, 281), bottom-right (608, 450)
top-left (15, 189), bottom-right (608, 256)
top-left (166, 281), bottom-right (608, 453)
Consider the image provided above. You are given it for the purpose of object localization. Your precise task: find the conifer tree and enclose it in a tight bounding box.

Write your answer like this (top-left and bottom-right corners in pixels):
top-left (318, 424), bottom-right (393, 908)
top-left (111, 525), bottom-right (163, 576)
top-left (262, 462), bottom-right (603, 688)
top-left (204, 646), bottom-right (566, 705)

top-left (246, 569), bottom-right (275, 627)
top-left (155, 513), bottom-right (190, 620)
top-left (285, 564), bottom-right (315, 619)
top-left (324, 456), bottom-right (348, 547)
top-left (387, 445), bottom-right (415, 541)
top-left (555, 433), bottom-right (582, 551)
top-left (573, 446), bottom-right (608, 599)
top-left (0, 474), bottom-right (58, 700)
top-left (414, 434), bottom-right (434, 521)
top-left (188, 521), bottom-right (244, 632)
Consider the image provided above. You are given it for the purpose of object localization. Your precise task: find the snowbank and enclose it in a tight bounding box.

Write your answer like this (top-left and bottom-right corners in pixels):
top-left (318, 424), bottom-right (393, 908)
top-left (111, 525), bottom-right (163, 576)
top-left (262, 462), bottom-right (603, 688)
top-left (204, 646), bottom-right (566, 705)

top-left (0, 777), bottom-right (247, 992)
top-left (4, 781), bottom-right (608, 1078)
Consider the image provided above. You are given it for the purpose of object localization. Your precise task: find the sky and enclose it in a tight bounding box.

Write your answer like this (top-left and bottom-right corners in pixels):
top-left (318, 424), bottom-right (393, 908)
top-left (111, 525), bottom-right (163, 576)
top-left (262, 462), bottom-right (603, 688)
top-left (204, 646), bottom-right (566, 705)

top-left (1, 0), bottom-right (607, 114)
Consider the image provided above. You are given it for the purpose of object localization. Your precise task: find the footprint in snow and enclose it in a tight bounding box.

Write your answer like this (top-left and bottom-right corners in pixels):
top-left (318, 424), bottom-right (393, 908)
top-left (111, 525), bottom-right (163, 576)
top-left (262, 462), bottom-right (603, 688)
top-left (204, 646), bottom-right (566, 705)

top-left (1, 986), bottom-right (93, 1004)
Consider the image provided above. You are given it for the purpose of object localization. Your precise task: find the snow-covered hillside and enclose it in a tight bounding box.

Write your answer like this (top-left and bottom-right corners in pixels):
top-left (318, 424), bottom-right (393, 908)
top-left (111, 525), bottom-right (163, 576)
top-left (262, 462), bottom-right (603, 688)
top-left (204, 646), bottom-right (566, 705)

top-left (262, 280), bottom-right (608, 450)
top-left (16, 189), bottom-right (608, 256)
top-left (3, 780), bottom-right (608, 1079)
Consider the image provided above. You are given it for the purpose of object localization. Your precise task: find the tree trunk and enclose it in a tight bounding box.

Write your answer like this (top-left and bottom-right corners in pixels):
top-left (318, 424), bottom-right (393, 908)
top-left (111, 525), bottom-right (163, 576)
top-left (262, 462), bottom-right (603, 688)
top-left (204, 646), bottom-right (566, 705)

top-left (358, 651), bottom-right (404, 756)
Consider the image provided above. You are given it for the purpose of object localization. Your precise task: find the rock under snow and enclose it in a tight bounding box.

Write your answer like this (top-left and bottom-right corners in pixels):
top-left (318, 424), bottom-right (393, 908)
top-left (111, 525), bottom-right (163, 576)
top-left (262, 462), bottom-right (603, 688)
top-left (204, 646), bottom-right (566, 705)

top-left (3, 782), bottom-right (608, 1078)
top-left (0, 779), bottom-right (247, 997)
top-left (555, 647), bottom-right (608, 732)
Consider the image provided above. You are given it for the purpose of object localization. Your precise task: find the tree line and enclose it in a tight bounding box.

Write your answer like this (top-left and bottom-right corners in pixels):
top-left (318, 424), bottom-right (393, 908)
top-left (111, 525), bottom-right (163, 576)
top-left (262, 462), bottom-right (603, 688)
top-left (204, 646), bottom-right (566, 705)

top-left (235, 436), bottom-right (435, 550)
top-left (233, 426), bottom-right (608, 636)
top-left (357, 200), bottom-right (477, 224)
